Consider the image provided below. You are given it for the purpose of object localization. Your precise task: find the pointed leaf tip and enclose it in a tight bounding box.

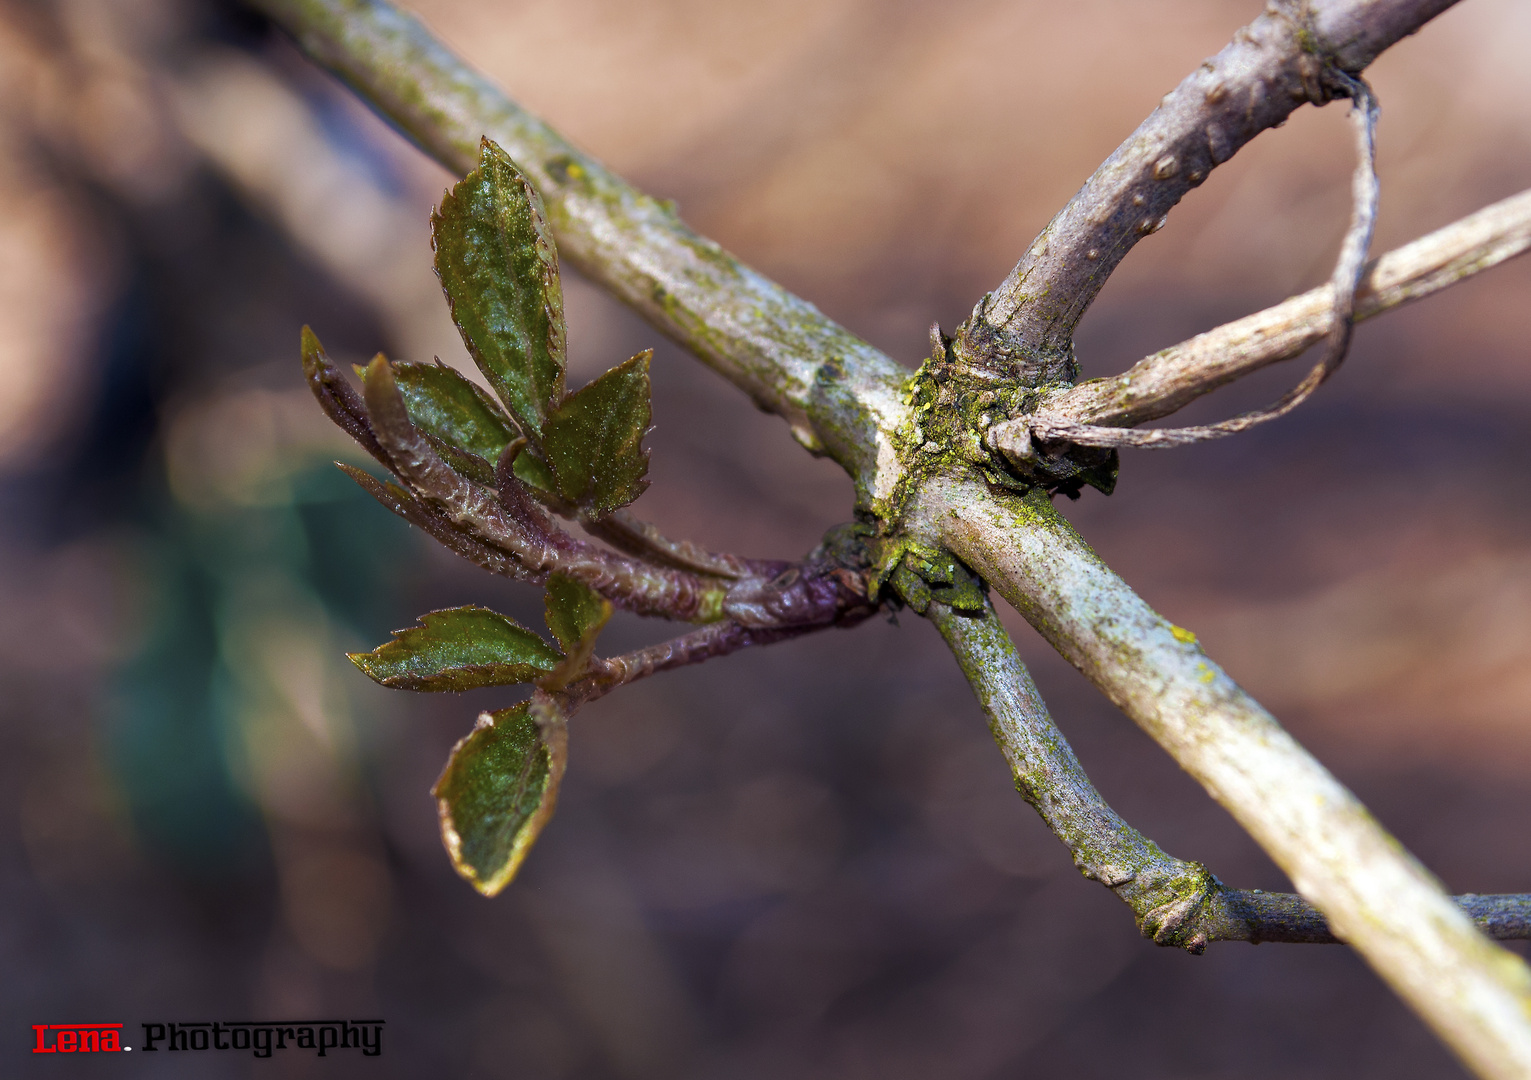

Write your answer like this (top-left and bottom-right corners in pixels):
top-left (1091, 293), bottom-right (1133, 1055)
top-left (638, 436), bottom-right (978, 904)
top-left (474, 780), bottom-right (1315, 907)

top-left (434, 697), bottom-right (567, 895)
top-left (350, 606), bottom-right (563, 691)
top-left (300, 325), bottom-right (324, 374)
top-left (364, 352), bottom-right (392, 384)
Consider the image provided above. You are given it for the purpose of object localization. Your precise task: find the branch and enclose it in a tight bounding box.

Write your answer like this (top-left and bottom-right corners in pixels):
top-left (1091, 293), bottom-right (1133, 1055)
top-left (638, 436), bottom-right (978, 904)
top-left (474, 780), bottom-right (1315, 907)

top-left (932, 598), bottom-right (1531, 948)
top-left (954, 0), bottom-right (1459, 381)
top-left (563, 620), bottom-right (806, 709)
top-left (249, 0), bottom-right (908, 508)
top-left (928, 597), bottom-right (1224, 948)
top-left (916, 474), bottom-right (1531, 1080)
top-left (1024, 188), bottom-right (1531, 435)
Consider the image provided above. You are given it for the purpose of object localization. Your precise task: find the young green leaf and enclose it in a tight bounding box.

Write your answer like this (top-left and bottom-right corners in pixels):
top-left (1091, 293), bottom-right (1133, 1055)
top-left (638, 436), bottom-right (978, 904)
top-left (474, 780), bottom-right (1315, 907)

top-left (534, 350), bottom-right (652, 515)
top-left (434, 697), bottom-right (567, 896)
top-left (542, 574), bottom-right (613, 687)
top-left (393, 361), bottom-right (517, 462)
top-left (432, 139), bottom-right (566, 442)
top-left (349, 606), bottom-right (563, 691)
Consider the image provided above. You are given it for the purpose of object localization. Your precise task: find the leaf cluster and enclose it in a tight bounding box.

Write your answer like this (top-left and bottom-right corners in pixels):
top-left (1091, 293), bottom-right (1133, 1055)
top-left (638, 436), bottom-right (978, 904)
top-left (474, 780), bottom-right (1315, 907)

top-left (300, 141), bottom-right (877, 894)
top-left (306, 141), bottom-right (656, 893)
top-left (348, 578), bottom-right (607, 892)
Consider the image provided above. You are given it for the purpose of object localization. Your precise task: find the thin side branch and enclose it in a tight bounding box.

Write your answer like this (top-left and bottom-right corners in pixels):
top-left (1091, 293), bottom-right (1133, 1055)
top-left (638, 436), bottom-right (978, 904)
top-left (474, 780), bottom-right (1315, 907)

top-left (319, 348), bottom-right (879, 634)
top-left (929, 597), bottom-right (1224, 948)
top-left (955, 0), bottom-right (1457, 380)
top-left (917, 474), bottom-right (1531, 1080)
top-left (349, 352), bottom-right (736, 620)
top-left (365, 356), bottom-right (877, 630)
top-left (1027, 187), bottom-right (1531, 433)
top-left (932, 598), bottom-right (1531, 948)
top-left (564, 620), bottom-right (807, 709)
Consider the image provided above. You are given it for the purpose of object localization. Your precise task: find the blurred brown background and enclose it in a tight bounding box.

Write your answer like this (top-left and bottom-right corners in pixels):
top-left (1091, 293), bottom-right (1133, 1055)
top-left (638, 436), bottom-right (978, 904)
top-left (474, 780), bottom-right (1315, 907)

top-left (2, 0), bottom-right (1529, 1076)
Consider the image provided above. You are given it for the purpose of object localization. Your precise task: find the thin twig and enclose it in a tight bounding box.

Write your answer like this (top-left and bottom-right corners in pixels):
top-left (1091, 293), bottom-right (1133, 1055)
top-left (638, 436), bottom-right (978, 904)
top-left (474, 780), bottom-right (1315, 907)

top-left (363, 355), bottom-right (736, 621)
top-left (562, 620), bottom-right (808, 709)
top-left (1000, 76), bottom-right (1380, 452)
top-left (928, 597), bottom-right (1223, 949)
top-left (1029, 187), bottom-right (1531, 433)
top-left (351, 356), bottom-right (878, 631)
top-left (954, 0), bottom-right (1457, 382)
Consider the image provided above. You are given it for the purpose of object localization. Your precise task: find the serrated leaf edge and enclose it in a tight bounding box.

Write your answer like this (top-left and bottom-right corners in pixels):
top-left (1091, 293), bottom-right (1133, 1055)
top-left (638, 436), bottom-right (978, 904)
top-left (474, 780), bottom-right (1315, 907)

top-left (348, 605), bottom-right (564, 691)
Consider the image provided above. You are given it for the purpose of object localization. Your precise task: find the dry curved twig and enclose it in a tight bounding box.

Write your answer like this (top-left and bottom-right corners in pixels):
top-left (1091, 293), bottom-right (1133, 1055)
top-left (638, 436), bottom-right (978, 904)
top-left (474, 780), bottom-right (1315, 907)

top-left (1003, 75), bottom-right (1379, 451)
top-left (1027, 187), bottom-right (1531, 434)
